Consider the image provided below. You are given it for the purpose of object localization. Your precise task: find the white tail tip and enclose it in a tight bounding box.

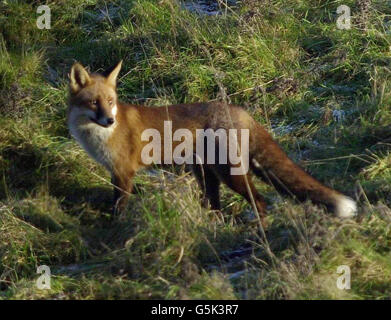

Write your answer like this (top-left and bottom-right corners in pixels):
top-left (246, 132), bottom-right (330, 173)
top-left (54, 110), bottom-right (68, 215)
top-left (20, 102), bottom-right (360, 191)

top-left (335, 196), bottom-right (357, 218)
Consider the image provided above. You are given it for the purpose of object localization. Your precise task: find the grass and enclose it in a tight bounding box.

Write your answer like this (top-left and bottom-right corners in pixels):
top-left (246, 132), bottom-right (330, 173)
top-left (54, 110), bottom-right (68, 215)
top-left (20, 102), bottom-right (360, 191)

top-left (0, 0), bottom-right (391, 299)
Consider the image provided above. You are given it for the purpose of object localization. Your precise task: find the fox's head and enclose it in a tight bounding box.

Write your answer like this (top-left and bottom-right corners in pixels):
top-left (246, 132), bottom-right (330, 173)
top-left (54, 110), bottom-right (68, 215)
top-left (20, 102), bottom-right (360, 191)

top-left (68, 61), bottom-right (122, 127)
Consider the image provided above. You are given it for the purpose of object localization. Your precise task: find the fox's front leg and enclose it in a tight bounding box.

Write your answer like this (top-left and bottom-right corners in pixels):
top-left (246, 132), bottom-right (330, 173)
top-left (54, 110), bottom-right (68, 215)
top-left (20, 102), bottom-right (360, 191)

top-left (112, 171), bottom-right (134, 214)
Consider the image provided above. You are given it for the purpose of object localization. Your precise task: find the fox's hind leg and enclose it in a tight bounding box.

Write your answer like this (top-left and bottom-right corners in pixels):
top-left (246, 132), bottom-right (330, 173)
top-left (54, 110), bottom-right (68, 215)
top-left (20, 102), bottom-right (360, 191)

top-left (215, 165), bottom-right (268, 227)
top-left (192, 164), bottom-right (221, 210)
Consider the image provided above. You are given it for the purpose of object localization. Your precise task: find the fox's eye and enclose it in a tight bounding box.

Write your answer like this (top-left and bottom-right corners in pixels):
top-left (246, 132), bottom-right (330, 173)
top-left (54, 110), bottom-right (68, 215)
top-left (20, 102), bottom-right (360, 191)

top-left (108, 99), bottom-right (113, 105)
top-left (90, 100), bottom-right (97, 105)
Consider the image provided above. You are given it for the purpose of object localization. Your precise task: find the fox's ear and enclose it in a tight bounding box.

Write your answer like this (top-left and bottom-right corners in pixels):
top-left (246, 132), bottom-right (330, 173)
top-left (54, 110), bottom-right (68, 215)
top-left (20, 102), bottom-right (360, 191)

top-left (105, 60), bottom-right (122, 87)
top-left (69, 63), bottom-right (91, 93)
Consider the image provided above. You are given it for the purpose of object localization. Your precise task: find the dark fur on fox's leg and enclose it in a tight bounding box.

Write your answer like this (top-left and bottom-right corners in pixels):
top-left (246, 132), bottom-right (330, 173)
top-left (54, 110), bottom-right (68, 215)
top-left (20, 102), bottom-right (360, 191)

top-left (192, 164), bottom-right (221, 210)
top-left (111, 173), bottom-right (134, 215)
top-left (214, 164), bottom-right (268, 228)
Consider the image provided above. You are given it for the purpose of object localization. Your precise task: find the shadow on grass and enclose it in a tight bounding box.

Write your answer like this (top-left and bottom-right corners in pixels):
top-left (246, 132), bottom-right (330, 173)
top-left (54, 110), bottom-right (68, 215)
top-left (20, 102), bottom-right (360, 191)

top-left (0, 143), bottom-right (114, 213)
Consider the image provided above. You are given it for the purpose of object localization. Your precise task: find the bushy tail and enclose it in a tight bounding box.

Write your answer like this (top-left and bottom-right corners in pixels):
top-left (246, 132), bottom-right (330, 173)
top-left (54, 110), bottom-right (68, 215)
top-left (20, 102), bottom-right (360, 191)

top-left (250, 125), bottom-right (357, 218)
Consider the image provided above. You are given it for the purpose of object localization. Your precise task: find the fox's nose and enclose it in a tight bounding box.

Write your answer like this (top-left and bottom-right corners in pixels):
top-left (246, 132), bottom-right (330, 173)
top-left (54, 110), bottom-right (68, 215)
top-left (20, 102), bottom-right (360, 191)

top-left (107, 118), bottom-right (114, 125)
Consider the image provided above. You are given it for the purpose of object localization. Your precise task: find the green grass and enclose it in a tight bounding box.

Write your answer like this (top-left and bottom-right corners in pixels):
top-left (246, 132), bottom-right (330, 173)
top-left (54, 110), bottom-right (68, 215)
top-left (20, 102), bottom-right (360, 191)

top-left (0, 0), bottom-right (391, 299)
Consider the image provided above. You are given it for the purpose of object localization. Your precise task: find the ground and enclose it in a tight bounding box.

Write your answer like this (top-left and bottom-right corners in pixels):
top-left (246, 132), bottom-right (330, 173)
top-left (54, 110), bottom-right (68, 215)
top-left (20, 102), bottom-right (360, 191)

top-left (0, 0), bottom-right (391, 299)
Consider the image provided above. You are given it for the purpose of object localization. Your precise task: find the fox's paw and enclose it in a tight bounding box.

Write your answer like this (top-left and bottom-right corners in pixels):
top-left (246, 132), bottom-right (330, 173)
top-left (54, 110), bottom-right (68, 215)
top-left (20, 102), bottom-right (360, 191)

top-left (335, 195), bottom-right (357, 218)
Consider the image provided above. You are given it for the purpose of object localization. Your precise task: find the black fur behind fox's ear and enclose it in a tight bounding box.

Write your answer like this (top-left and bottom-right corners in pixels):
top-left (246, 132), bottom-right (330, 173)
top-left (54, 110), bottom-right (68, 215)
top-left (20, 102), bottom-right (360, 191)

top-left (105, 60), bottom-right (122, 87)
top-left (69, 63), bottom-right (91, 93)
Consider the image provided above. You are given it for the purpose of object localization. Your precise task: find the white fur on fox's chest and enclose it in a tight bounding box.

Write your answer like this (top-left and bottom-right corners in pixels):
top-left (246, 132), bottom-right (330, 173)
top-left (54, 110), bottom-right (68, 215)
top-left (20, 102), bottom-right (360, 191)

top-left (68, 110), bottom-right (115, 171)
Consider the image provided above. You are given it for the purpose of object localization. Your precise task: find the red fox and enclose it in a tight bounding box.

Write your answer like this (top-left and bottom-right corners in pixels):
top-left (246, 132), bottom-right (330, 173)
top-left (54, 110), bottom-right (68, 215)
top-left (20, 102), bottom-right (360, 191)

top-left (67, 61), bottom-right (357, 226)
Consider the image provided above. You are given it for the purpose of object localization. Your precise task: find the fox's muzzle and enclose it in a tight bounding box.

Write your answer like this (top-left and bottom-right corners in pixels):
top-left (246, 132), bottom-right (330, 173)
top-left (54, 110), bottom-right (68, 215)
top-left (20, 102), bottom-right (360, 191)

top-left (93, 105), bottom-right (116, 127)
top-left (92, 116), bottom-right (114, 127)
